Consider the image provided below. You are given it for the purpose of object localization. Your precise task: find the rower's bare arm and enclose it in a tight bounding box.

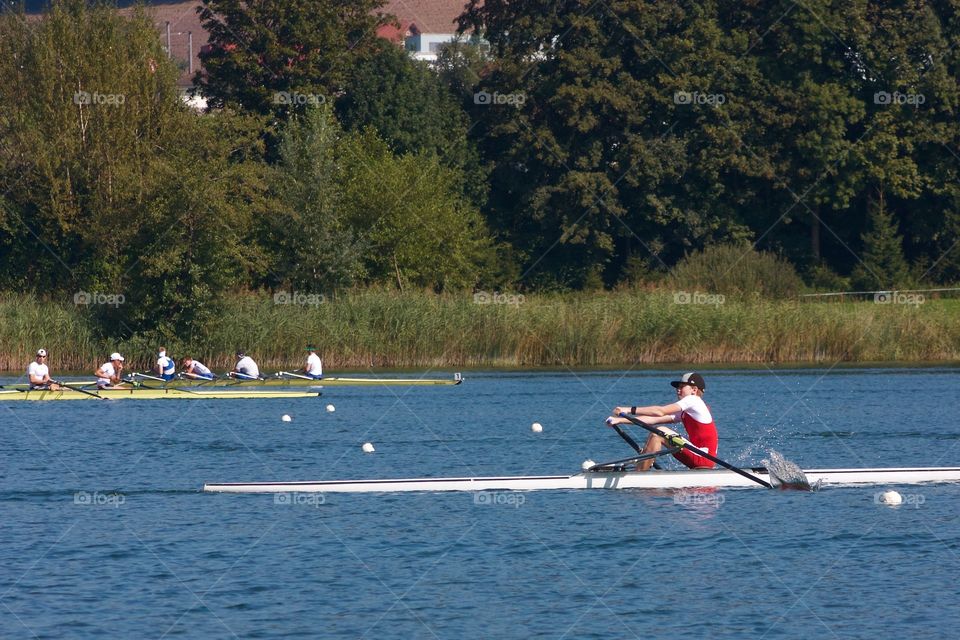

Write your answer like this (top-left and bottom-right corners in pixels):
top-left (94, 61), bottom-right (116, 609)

top-left (615, 403), bottom-right (681, 417)
top-left (638, 414), bottom-right (675, 426)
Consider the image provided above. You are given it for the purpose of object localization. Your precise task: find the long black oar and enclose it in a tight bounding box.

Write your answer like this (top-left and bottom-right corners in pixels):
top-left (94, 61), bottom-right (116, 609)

top-left (610, 423), bottom-right (643, 454)
top-left (617, 413), bottom-right (772, 489)
top-left (52, 380), bottom-right (104, 399)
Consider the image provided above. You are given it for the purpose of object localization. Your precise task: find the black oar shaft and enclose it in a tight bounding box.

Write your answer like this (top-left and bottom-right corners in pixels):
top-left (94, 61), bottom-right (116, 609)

top-left (611, 423), bottom-right (642, 454)
top-left (52, 381), bottom-right (103, 399)
top-left (618, 414), bottom-right (772, 489)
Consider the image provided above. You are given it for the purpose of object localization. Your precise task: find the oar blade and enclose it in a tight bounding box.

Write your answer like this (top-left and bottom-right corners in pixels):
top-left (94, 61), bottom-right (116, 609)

top-left (763, 450), bottom-right (815, 491)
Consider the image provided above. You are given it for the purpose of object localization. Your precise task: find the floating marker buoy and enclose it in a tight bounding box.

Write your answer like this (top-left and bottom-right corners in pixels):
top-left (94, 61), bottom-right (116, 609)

top-left (281, 414), bottom-right (292, 422)
top-left (362, 442), bottom-right (375, 453)
top-left (582, 459), bottom-right (596, 471)
top-left (326, 404), bottom-right (335, 412)
top-left (879, 490), bottom-right (903, 505)
top-left (531, 422), bottom-right (543, 433)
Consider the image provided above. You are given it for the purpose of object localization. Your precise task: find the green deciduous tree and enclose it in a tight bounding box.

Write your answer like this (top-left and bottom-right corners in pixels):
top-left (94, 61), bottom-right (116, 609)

top-left (259, 105), bottom-right (366, 292)
top-left (195, 0), bottom-right (390, 118)
top-left (460, 0), bottom-right (755, 289)
top-left (336, 41), bottom-right (488, 207)
top-left (259, 106), bottom-right (494, 292)
top-left (0, 1), bottom-right (260, 340)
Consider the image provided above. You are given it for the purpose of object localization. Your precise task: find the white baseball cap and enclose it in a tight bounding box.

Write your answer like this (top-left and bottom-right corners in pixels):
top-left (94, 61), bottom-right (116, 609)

top-left (36, 348), bottom-right (47, 357)
top-left (109, 352), bottom-right (125, 361)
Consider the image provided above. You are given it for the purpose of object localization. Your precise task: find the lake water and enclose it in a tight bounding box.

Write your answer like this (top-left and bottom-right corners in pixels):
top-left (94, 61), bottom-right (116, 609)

top-left (1, 368), bottom-right (959, 638)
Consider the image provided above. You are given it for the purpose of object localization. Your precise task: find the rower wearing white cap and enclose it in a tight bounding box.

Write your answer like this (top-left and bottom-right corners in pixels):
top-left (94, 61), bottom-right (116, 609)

top-left (95, 352), bottom-right (127, 389)
top-left (27, 349), bottom-right (61, 390)
top-left (230, 350), bottom-right (260, 380)
top-left (154, 347), bottom-right (176, 381)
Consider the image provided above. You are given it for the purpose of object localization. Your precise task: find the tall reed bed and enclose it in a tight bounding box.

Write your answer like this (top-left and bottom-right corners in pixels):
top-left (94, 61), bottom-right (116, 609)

top-left (0, 291), bottom-right (957, 371)
top-left (206, 290), bottom-right (960, 369)
top-left (0, 294), bottom-right (100, 371)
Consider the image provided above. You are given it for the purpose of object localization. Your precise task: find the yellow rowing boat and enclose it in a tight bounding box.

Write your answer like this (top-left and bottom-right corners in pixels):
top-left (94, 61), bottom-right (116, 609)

top-left (3, 372), bottom-right (462, 390)
top-left (0, 388), bottom-right (321, 401)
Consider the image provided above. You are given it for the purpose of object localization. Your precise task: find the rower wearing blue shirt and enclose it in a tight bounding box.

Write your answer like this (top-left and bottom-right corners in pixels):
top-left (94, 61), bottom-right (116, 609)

top-left (155, 347), bottom-right (176, 381)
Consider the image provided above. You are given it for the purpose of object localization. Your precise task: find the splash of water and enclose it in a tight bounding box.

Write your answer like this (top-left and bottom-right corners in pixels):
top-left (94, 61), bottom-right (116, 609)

top-left (761, 449), bottom-right (819, 491)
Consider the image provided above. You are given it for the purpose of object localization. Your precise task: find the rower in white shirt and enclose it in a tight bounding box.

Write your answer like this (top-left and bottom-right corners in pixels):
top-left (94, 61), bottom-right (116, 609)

top-left (181, 357), bottom-right (214, 380)
top-left (230, 350), bottom-right (260, 380)
top-left (154, 347), bottom-right (176, 381)
top-left (27, 349), bottom-right (61, 390)
top-left (303, 345), bottom-right (323, 379)
top-left (94, 352), bottom-right (127, 388)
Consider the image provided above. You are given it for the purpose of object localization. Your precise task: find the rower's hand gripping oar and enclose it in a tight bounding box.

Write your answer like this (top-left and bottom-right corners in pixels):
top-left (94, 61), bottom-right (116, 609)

top-left (617, 412), bottom-right (772, 489)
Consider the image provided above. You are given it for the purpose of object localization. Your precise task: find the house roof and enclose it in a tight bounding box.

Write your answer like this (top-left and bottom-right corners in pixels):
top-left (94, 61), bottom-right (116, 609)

top-left (381, 0), bottom-right (470, 34)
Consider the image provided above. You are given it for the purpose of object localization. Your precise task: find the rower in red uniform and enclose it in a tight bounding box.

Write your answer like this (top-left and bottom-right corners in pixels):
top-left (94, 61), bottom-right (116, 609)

top-left (607, 372), bottom-right (718, 471)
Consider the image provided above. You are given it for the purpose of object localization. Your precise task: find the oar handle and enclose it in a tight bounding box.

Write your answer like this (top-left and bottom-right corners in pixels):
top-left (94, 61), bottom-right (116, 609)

top-left (617, 413), bottom-right (772, 489)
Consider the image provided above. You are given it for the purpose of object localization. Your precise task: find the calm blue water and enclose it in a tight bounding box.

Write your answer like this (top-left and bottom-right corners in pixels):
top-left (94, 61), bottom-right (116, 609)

top-left (1, 369), bottom-right (959, 639)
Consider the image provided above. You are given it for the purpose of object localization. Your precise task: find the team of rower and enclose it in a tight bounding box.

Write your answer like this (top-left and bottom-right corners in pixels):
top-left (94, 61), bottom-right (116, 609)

top-left (26, 346), bottom-right (324, 389)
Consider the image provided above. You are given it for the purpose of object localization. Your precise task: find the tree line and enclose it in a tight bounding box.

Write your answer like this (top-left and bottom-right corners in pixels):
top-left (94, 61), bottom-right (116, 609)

top-left (1, 0), bottom-right (957, 344)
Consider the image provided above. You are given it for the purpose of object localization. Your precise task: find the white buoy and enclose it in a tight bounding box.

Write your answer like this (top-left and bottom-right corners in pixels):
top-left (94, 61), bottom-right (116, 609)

top-left (581, 459), bottom-right (596, 471)
top-left (531, 422), bottom-right (543, 433)
top-left (879, 490), bottom-right (903, 505)
top-left (362, 442), bottom-right (375, 453)
top-left (326, 404), bottom-right (336, 413)
top-left (281, 414), bottom-right (292, 422)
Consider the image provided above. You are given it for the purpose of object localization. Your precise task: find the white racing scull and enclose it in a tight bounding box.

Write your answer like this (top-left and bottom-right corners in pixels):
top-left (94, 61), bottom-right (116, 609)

top-left (203, 467), bottom-right (960, 494)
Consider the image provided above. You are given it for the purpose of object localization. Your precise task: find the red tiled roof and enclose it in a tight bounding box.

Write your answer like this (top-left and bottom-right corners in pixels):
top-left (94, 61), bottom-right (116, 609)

top-left (376, 20), bottom-right (414, 44)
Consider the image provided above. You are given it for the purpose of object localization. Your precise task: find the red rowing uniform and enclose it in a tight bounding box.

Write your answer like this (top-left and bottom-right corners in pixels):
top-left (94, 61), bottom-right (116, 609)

top-left (671, 395), bottom-right (718, 469)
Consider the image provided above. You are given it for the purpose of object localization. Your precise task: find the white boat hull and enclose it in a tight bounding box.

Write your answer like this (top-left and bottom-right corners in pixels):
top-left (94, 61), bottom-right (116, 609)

top-left (203, 467), bottom-right (960, 494)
